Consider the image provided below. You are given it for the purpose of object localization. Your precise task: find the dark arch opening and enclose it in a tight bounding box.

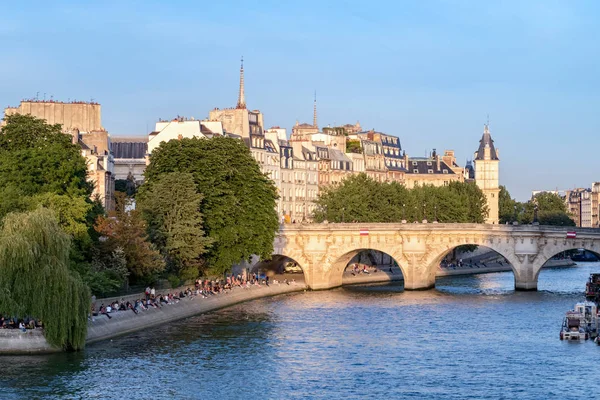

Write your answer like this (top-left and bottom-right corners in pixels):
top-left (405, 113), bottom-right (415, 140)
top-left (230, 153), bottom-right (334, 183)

top-left (251, 255), bottom-right (307, 286)
top-left (537, 248), bottom-right (600, 293)
top-left (434, 245), bottom-right (516, 293)
top-left (340, 249), bottom-right (404, 287)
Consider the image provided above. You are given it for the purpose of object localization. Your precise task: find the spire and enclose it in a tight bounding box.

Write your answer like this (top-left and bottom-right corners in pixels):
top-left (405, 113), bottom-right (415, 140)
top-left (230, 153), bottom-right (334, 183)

top-left (313, 91), bottom-right (318, 129)
top-left (236, 56), bottom-right (246, 109)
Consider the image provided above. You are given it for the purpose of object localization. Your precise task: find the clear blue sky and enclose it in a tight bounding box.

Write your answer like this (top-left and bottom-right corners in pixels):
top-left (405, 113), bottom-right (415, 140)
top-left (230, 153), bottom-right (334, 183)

top-left (1, 0), bottom-right (599, 200)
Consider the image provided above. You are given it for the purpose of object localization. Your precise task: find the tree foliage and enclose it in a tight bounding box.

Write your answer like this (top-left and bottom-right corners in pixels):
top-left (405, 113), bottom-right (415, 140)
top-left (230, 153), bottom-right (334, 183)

top-left (0, 114), bottom-right (92, 197)
top-left (138, 172), bottom-right (213, 280)
top-left (0, 209), bottom-right (90, 350)
top-left (499, 186), bottom-right (575, 226)
top-left (95, 192), bottom-right (164, 283)
top-left (498, 185), bottom-right (517, 224)
top-left (143, 137), bottom-right (279, 275)
top-left (313, 174), bottom-right (489, 223)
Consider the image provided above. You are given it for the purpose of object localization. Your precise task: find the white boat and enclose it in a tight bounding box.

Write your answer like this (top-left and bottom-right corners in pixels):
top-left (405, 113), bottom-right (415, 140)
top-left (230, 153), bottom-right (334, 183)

top-left (560, 302), bottom-right (599, 341)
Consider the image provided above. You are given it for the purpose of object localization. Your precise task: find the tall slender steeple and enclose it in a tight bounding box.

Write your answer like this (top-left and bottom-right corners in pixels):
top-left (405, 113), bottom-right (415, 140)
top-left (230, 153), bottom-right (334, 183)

top-left (313, 91), bottom-right (318, 129)
top-left (236, 56), bottom-right (246, 109)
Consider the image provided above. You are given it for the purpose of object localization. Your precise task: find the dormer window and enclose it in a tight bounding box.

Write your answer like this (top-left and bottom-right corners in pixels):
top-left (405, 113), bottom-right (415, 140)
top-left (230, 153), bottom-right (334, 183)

top-left (443, 169), bottom-right (448, 174)
top-left (428, 169), bottom-right (433, 174)
top-left (427, 161), bottom-right (432, 166)
top-left (412, 161), bottom-right (418, 166)
top-left (413, 169), bottom-right (419, 173)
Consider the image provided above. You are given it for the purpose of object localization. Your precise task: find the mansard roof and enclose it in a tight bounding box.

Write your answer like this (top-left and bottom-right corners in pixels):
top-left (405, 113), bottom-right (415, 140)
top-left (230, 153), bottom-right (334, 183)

top-left (111, 139), bottom-right (148, 159)
top-left (405, 158), bottom-right (456, 174)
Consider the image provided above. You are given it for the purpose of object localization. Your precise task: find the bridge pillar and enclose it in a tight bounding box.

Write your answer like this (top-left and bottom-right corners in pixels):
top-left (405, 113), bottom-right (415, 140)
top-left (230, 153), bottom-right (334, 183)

top-left (402, 252), bottom-right (436, 290)
top-left (513, 254), bottom-right (539, 291)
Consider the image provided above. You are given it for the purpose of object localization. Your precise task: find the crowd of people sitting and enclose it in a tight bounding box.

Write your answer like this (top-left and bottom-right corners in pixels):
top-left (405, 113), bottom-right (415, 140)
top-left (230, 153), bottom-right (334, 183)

top-left (348, 263), bottom-right (377, 275)
top-left (440, 258), bottom-right (506, 269)
top-left (90, 273), bottom-right (298, 321)
top-left (0, 315), bottom-right (42, 331)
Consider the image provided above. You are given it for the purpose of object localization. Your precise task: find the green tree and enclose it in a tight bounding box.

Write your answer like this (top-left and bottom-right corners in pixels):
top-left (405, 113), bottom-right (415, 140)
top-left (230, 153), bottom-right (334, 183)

top-left (498, 185), bottom-right (517, 224)
top-left (95, 192), bottom-right (164, 283)
top-left (144, 137), bottom-right (279, 275)
top-left (138, 172), bottom-right (213, 280)
top-left (0, 208), bottom-right (90, 350)
top-left (313, 174), bottom-right (489, 224)
top-left (519, 192), bottom-right (574, 226)
top-left (0, 114), bottom-right (92, 197)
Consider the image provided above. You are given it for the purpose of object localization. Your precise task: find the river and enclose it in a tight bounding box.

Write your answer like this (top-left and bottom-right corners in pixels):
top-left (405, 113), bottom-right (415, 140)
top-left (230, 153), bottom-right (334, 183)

top-left (1, 262), bottom-right (599, 399)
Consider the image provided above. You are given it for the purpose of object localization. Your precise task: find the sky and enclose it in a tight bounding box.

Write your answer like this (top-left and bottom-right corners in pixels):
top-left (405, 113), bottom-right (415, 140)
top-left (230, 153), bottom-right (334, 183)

top-left (1, 0), bottom-right (599, 200)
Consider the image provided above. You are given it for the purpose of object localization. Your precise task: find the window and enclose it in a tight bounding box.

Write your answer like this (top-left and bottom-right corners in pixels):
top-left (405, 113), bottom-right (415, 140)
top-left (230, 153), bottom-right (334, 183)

top-left (443, 169), bottom-right (448, 174)
top-left (412, 161), bottom-right (418, 166)
top-left (428, 169), bottom-right (433, 174)
top-left (413, 169), bottom-right (419, 173)
top-left (427, 161), bottom-right (432, 166)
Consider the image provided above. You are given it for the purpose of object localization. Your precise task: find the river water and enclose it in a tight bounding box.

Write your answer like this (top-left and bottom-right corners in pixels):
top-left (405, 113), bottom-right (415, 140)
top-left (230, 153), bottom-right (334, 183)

top-left (1, 262), bottom-right (600, 400)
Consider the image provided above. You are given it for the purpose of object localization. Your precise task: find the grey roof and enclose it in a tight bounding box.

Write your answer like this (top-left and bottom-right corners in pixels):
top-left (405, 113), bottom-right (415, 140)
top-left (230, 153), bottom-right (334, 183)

top-left (406, 159), bottom-right (456, 174)
top-left (474, 126), bottom-right (499, 160)
top-left (329, 148), bottom-right (351, 162)
top-left (112, 141), bottom-right (148, 159)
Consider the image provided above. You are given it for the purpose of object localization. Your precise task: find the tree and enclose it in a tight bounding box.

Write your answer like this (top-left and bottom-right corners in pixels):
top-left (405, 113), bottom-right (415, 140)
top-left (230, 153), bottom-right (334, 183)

top-left (519, 192), bottom-right (574, 226)
top-left (313, 174), bottom-right (489, 224)
top-left (498, 185), bottom-right (517, 224)
top-left (138, 172), bottom-right (213, 280)
top-left (95, 192), bottom-right (164, 283)
top-left (0, 114), bottom-right (92, 197)
top-left (0, 208), bottom-right (90, 350)
top-left (144, 137), bottom-right (279, 275)
top-left (115, 173), bottom-right (138, 197)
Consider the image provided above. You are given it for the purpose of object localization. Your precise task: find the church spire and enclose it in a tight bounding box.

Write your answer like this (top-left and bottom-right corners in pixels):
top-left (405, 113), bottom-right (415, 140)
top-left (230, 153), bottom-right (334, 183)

top-left (313, 91), bottom-right (318, 129)
top-left (236, 56), bottom-right (246, 109)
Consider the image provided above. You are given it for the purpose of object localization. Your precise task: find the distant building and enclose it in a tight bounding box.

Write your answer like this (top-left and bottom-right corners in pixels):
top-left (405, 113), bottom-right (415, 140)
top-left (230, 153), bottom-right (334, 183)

top-left (147, 117), bottom-right (224, 154)
top-left (474, 124), bottom-right (500, 224)
top-left (111, 137), bottom-right (148, 184)
top-left (404, 150), bottom-right (462, 189)
top-left (566, 184), bottom-right (600, 227)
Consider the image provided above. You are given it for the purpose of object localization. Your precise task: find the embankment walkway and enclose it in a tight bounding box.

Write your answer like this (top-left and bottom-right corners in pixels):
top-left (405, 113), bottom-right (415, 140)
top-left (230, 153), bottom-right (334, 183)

top-left (0, 281), bottom-right (307, 354)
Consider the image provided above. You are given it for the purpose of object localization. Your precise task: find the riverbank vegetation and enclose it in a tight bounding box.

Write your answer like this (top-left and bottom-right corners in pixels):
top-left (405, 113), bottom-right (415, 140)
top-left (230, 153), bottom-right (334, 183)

top-left (313, 174), bottom-right (489, 223)
top-left (142, 137), bottom-right (279, 277)
top-left (499, 186), bottom-right (575, 226)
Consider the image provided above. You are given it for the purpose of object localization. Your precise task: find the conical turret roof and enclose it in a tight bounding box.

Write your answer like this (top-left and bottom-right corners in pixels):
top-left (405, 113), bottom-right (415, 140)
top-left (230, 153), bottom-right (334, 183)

top-left (474, 124), bottom-right (498, 160)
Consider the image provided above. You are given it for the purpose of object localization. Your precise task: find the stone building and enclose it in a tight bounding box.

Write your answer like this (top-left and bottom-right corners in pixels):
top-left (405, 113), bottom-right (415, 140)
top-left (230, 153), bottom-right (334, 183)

top-left (566, 184), bottom-right (600, 227)
top-left (147, 117), bottom-right (224, 154)
top-left (403, 150), bottom-right (462, 189)
top-left (3, 100), bottom-right (115, 209)
top-left (3, 99), bottom-right (102, 133)
top-left (473, 124), bottom-right (500, 224)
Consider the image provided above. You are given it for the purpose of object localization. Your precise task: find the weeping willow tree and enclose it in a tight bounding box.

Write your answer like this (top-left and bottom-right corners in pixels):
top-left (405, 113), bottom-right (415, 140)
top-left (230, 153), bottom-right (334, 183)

top-left (0, 208), bottom-right (90, 350)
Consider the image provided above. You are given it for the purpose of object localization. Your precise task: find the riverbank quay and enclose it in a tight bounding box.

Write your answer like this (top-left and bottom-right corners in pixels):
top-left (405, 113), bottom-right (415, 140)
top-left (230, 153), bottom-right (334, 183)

top-left (0, 281), bottom-right (307, 355)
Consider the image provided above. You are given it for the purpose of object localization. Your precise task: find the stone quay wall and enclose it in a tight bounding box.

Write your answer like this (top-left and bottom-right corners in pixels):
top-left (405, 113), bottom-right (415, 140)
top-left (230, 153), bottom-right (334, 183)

top-left (0, 282), bottom-right (307, 355)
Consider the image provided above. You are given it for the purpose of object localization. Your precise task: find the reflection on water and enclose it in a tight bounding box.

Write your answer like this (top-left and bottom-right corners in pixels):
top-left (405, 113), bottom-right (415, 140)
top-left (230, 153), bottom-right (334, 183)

top-left (1, 262), bottom-right (599, 399)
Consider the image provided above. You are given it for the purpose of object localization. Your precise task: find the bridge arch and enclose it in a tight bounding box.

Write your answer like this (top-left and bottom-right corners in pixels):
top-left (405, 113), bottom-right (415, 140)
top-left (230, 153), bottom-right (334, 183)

top-left (330, 248), bottom-right (406, 288)
top-left (256, 253), bottom-right (311, 286)
top-left (427, 243), bottom-right (521, 283)
top-left (533, 245), bottom-right (600, 284)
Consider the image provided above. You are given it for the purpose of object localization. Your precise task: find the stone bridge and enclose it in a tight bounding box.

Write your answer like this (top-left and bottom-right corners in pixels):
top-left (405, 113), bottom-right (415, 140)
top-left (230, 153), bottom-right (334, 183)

top-left (272, 223), bottom-right (600, 291)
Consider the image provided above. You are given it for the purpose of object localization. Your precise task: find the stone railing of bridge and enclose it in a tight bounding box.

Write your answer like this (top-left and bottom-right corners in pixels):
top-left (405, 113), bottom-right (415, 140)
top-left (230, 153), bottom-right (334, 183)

top-left (273, 223), bottom-right (600, 291)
